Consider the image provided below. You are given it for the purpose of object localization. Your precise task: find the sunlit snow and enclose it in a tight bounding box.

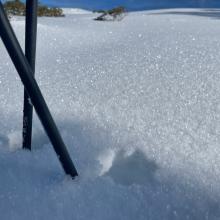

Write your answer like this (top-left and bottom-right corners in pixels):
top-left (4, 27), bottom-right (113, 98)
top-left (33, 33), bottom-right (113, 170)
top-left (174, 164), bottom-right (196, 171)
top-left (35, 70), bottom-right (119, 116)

top-left (0, 8), bottom-right (220, 220)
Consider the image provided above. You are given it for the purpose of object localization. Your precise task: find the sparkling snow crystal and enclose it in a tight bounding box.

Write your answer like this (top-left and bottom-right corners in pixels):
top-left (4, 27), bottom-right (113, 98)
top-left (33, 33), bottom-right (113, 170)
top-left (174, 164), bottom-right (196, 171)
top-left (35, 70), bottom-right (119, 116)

top-left (0, 8), bottom-right (220, 220)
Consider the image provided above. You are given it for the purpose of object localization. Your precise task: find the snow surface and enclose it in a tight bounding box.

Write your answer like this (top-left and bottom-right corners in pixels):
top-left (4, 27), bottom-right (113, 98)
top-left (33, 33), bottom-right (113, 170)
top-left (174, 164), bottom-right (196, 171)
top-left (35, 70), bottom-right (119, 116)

top-left (62, 8), bottom-right (91, 15)
top-left (1, 8), bottom-right (220, 220)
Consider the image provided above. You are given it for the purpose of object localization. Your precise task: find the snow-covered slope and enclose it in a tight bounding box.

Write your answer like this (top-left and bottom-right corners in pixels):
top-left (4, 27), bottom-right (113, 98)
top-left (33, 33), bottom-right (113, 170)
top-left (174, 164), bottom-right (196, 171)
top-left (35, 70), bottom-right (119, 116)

top-left (1, 9), bottom-right (220, 220)
top-left (62, 8), bottom-right (91, 15)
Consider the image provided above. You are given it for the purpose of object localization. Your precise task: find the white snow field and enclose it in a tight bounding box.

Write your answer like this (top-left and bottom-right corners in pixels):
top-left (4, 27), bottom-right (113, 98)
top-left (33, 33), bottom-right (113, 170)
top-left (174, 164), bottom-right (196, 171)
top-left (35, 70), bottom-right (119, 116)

top-left (1, 8), bottom-right (220, 220)
top-left (62, 8), bottom-right (91, 15)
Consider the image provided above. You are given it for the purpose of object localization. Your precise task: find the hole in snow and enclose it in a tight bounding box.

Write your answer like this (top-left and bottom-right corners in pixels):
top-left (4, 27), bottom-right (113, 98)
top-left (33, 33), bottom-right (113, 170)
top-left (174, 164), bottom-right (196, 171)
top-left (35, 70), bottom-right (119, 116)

top-left (103, 150), bottom-right (159, 186)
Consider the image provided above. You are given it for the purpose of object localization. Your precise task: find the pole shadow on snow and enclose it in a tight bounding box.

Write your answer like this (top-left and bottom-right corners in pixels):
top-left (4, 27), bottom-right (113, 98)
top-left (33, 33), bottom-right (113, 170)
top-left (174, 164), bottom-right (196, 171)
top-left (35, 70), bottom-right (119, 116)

top-left (0, 117), bottom-right (220, 218)
top-left (4, 118), bottom-right (160, 186)
top-left (0, 133), bottom-right (9, 147)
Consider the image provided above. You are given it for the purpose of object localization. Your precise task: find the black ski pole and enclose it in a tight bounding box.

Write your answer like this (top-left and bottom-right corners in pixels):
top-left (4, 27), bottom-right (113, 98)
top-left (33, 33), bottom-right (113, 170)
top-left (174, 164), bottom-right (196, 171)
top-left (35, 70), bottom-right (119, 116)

top-left (0, 2), bottom-right (78, 178)
top-left (23, 0), bottom-right (38, 150)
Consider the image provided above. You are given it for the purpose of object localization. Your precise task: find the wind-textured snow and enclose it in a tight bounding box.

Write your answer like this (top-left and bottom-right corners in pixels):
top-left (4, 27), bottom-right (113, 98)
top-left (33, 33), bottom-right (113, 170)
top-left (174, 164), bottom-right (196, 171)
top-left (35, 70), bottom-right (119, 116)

top-left (1, 9), bottom-right (220, 220)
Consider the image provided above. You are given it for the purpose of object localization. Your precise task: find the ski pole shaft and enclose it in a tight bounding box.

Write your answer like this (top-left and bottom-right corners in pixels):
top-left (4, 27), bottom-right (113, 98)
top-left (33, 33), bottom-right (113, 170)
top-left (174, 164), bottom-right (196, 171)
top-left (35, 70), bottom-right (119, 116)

top-left (0, 2), bottom-right (78, 178)
top-left (23, 0), bottom-right (38, 150)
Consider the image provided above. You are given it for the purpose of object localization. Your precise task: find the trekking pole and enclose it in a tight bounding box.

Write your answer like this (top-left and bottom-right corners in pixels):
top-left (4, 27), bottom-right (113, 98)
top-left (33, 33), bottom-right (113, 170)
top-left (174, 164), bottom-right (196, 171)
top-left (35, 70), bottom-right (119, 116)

top-left (23, 0), bottom-right (38, 150)
top-left (0, 2), bottom-right (78, 178)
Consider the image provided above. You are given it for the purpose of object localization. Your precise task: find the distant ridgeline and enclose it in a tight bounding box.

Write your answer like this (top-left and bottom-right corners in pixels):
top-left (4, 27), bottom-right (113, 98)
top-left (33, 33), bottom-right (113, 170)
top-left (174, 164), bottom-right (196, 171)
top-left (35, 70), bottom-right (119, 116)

top-left (3, 0), bottom-right (64, 17)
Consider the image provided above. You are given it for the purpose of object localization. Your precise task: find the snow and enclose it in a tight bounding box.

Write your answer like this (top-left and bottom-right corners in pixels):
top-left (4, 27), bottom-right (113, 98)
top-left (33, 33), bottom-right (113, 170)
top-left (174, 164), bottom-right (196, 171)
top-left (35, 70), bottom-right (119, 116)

top-left (62, 8), bottom-right (91, 15)
top-left (1, 8), bottom-right (220, 219)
